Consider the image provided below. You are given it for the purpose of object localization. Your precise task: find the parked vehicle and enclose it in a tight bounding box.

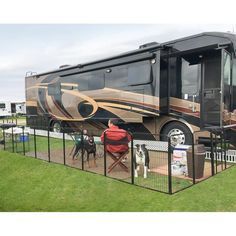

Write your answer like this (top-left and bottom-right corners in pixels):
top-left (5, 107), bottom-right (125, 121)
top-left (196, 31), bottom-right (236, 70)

top-left (0, 101), bottom-right (12, 117)
top-left (12, 102), bottom-right (26, 115)
top-left (25, 32), bottom-right (236, 145)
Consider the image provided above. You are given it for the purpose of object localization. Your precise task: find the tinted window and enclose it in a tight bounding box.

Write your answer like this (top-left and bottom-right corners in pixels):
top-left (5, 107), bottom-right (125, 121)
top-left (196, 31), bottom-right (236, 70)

top-left (223, 51), bottom-right (231, 111)
top-left (77, 75), bottom-right (89, 91)
top-left (48, 83), bottom-right (61, 96)
top-left (88, 72), bottom-right (104, 90)
top-left (76, 72), bottom-right (104, 91)
top-left (105, 61), bottom-right (151, 88)
top-left (105, 66), bottom-right (128, 88)
top-left (223, 52), bottom-right (231, 86)
top-left (232, 59), bottom-right (236, 110)
top-left (128, 61), bottom-right (151, 85)
top-left (181, 58), bottom-right (201, 95)
top-left (233, 59), bottom-right (236, 86)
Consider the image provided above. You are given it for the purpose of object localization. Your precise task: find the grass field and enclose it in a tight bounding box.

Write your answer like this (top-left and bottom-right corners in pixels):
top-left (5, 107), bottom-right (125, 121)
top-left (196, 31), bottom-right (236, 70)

top-left (0, 150), bottom-right (236, 212)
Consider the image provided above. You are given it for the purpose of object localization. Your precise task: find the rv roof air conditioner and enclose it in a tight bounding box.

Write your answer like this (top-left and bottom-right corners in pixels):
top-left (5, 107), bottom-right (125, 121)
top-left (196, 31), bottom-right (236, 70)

top-left (59, 65), bottom-right (70, 68)
top-left (139, 42), bottom-right (159, 49)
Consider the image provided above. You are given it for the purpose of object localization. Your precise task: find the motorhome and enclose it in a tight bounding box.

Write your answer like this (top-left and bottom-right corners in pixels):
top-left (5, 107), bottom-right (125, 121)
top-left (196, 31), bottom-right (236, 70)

top-left (25, 32), bottom-right (236, 145)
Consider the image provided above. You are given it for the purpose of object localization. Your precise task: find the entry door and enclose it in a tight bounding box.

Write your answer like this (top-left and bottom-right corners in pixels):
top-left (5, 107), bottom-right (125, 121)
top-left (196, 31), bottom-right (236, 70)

top-left (201, 50), bottom-right (222, 127)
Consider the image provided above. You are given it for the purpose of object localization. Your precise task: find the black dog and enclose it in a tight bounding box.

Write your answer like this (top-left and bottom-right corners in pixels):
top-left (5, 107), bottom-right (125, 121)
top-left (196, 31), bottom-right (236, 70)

top-left (72, 135), bottom-right (97, 168)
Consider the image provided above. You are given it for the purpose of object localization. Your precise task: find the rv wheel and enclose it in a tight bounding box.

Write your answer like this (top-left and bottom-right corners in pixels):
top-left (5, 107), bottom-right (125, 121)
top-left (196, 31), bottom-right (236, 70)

top-left (161, 122), bottom-right (192, 147)
top-left (52, 121), bottom-right (61, 133)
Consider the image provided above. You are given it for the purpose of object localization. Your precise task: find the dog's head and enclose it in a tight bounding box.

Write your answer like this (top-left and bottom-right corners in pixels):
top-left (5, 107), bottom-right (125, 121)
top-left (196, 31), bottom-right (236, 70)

top-left (135, 144), bottom-right (146, 157)
top-left (87, 135), bottom-right (95, 145)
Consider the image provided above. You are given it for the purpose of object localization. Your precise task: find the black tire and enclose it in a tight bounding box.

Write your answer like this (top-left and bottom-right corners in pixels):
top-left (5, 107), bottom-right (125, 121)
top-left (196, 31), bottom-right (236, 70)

top-left (161, 122), bottom-right (192, 146)
top-left (51, 121), bottom-right (61, 133)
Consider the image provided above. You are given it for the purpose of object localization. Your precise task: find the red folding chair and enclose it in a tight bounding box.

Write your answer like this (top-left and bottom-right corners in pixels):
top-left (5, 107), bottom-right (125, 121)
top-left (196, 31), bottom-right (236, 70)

top-left (107, 150), bottom-right (129, 173)
top-left (105, 137), bottom-right (130, 173)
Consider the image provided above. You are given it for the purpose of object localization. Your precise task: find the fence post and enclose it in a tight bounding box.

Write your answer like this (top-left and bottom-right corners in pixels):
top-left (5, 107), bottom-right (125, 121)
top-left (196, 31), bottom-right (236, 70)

top-left (167, 137), bottom-right (172, 194)
top-left (11, 127), bottom-right (14, 153)
top-left (191, 133), bottom-right (196, 185)
top-left (81, 130), bottom-right (84, 170)
top-left (34, 127), bottom-right (37, 158)
top-left (48, 124), bottom-right (50, 162)
top-left (223, 129), bottom-right (227, 169)
top-left (220, 130), bottom-right (223, 170)
top-left (3, 129), bottom-right (5, 150)
top-left (131, 134), bottom-right (134, 185)
top-left (214, 133), bottom-right (218, 174)
top-left (210, 132), bottom-right (215, 176)
top-left (22, 126), bottom-right (25, 156)
top-left (104, 132), bottom-right (107, 177)
top-left (63, 128), bottom-right (66, 165)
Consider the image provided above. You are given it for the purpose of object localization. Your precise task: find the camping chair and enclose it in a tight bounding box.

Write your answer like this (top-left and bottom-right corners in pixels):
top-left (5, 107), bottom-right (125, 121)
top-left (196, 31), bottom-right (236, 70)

top-left (105, 138), bottom-right (130, 173)
top-left (69, 132), bottom-right (83, 157)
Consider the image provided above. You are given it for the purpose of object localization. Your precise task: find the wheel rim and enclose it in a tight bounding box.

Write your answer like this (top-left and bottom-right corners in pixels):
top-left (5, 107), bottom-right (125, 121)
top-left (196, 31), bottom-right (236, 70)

top-left (53, 123), bottom-right (61, 133)
top-left (168, 128), bottom-right (185, 146)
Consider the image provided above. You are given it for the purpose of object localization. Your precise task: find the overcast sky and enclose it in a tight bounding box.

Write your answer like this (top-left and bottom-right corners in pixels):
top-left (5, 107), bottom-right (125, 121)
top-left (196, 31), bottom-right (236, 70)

top-left (0, 24), bottom-right (235, 101)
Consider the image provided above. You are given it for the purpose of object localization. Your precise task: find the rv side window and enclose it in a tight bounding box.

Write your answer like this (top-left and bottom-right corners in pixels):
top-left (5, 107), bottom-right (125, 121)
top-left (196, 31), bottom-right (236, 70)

top-left (48, 83), bottom-right (61, 96)
top-left (78, 72), bottom-right (104, 91)
top-left (181, 58), bottom-right (201, 96)
top-left (105, 66), bottom-right (128, 88)
top-left (77, 76), bottom-right (89, 91)
top-left (88, 73), bottom-right (104, 90)
top-left (128, 61), bottom-right (151, 86)
top-left (0, 103), bottom-right (5, 109)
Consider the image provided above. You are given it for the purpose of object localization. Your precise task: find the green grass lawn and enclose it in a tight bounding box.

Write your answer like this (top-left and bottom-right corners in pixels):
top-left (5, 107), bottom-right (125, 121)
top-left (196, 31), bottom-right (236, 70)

top-left (0, 150), bottom-right (236, 212)
top-left (3, 135), bottom-right (74, 154)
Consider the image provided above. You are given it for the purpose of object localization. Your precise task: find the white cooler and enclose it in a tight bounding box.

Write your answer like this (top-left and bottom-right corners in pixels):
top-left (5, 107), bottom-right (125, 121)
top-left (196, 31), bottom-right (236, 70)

top-left (173, 144), bottom-right (191, 165)
top-left (171, 144), bottom-right (191, 176)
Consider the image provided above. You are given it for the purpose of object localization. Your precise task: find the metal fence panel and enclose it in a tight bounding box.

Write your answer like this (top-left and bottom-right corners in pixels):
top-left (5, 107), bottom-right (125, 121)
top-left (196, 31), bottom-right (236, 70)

top-left (1, 117), bottom-right (235, 195)
top-left (63, 131), bottom-right (82, 170)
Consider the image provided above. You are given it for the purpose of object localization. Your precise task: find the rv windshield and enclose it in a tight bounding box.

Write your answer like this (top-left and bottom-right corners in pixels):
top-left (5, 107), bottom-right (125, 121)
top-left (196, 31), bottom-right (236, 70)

top-left (223, 51), bottom-right (231, 112)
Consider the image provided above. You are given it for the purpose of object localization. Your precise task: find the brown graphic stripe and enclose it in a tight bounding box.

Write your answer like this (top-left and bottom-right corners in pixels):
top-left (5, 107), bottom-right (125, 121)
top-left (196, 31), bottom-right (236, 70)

top-left (96, 99), bottom-right (159, 114)
top-left (51, 96), bottom-right (72, 119)
top-left (170, 105), bottom-right (200, 118)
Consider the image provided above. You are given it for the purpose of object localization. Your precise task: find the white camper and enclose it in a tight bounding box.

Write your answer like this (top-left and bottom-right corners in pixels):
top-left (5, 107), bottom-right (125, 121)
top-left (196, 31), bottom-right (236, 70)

top-left (11, 102), bottom-right (26, 115)
top-left (0, 101), bottom-right (12, 117)
top-left (15, 102), bottom-right (26, 115)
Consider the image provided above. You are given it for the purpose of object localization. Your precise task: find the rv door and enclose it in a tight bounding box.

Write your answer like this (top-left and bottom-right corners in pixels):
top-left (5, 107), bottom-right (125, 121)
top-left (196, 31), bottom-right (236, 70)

top-left (201, 50), bottom-right (222, 127)
top-left (201, 49), bottom-right (231, 127)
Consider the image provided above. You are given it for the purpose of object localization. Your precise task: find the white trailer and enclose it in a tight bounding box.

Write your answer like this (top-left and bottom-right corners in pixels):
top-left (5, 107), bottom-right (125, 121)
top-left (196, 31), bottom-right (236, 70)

top-left (15, 102), bottom-right (26, 115)
top-left (0, 101), bottom-right (12, 117)
top-left (10, 102), bottom-right (26, 115)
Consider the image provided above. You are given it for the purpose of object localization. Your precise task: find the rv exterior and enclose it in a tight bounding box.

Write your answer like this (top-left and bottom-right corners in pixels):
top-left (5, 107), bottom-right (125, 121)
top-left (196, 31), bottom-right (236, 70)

top-left (0, 101), bottom-right (12, 117)
top-left (25, 32), bottom-right (236, 145)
